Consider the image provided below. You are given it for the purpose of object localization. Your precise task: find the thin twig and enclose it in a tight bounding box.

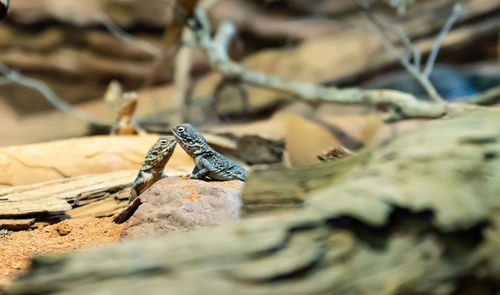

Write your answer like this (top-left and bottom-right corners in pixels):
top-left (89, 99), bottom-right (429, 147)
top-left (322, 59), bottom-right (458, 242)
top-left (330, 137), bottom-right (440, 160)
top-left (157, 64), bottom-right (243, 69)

top-left (423, 4), bottom-right (462, 77)
top-left (357, 1), bottom-right (421, 69)
top-left (357, 1), bottom-right (444, 102)
top-left (373, 27), bottom-right (443, 103)
top-left (0, 62), bottom-right (110, 126)
top-left (95, 12), bottom-right (162, 58)
top-left (468, 85), bottom-right (500, 106)
top-left (190, 4), bottom-right (447, 122)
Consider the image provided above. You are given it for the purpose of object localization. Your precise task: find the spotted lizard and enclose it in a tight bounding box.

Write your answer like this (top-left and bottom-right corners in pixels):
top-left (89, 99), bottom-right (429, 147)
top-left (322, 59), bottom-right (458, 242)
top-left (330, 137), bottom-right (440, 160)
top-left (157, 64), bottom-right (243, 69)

top-left (172, 123), bottom-right (248, 181)
top-left (128, 136), bottom-right (176, 203)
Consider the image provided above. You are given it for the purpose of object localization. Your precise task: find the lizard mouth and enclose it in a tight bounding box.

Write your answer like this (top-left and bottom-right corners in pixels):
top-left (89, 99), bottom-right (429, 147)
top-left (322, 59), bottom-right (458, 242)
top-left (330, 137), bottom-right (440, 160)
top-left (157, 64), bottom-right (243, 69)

top-left (172, 129), bottom-right (182, 140)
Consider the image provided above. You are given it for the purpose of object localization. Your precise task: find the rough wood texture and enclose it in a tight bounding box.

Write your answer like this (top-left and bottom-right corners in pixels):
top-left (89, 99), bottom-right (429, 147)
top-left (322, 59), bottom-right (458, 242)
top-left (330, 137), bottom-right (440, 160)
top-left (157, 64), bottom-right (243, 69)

top-left (0, 218), bottom-right (35, 230)
top-left (0, 170), bottom-right (137, 218)
top-left (8, 0), bottom-right (173, 26)
top-left (242, 107), bottom-right (500, 228)
top-left (7, 108), bottom-right (500, 295)
top-left (0, 135), bottom-right (193, 187)
top-left (67, 198), bottom-right (128, 219)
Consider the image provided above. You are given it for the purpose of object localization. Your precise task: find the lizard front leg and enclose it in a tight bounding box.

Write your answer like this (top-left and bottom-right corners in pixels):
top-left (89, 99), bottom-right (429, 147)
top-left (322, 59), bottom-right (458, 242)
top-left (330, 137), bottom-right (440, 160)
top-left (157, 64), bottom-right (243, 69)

top-left (191, 158), bottom-right (213, 179)
top-left (128, 186), bottom-right (139, 204)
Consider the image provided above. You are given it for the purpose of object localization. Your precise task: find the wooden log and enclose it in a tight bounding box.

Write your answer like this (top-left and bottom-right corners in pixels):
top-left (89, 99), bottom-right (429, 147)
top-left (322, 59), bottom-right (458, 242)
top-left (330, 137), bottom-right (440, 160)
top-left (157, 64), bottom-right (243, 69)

top-left (67, 198), bottom-right (128, 219)
top-left (7, 108), bottom-right (500, 295)
top-left (0, 170), bottom-right (136, 218)
top-left (8, 0), bottom-right (173, 27)
top-left (242, 107), bottom-right (500, 229)
top-left (0, 135), bottom-right (193, 187)
top-left (0, 218), bottom-right (35, 230)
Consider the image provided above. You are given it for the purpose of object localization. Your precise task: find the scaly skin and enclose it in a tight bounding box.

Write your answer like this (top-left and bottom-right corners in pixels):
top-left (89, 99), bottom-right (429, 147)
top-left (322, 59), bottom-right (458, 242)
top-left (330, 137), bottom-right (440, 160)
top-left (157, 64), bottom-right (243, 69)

top-left (172, 123), bottom-right (248, 181)
top-left (128, 136), bottom-right (177, 203)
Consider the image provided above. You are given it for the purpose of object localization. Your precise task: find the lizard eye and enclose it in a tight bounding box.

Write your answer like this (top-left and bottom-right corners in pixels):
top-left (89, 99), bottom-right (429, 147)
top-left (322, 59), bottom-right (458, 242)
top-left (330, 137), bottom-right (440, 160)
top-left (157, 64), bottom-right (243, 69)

top-left (160, 140), bottom-right (167, 144)
top-left (177, 126), bottom-right (185, 133)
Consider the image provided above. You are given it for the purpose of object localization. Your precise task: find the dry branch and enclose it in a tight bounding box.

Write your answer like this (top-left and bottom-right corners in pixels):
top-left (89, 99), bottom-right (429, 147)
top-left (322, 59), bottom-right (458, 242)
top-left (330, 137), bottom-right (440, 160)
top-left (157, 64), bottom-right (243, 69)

top-left (470, 84), bottom-right (500, 106)
top-left (0, 61), bottom-right (110, 126)
top-left (94, 12), bottom-right (161, 58)
top-left (0, 170), bottom-right (136, 218)
top-left (190, 3), bottom-right (448, 122)
top-left (356, 1), bottom-right (463, 103)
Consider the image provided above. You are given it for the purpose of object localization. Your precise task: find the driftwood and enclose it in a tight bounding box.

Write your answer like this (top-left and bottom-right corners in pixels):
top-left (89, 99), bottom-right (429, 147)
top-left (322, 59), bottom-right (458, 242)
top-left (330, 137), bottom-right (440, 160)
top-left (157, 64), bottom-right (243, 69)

top-left (7, 108), bottom-right (500, 295)
top-left (0, 135), bottom-right (193, 187)
top-left (0, 218), bottom-right (35, 230)
top-left (242, 107), bottom-right (500, 223)
top-left (67, 198), bottom-right (128, 219)
top-left (0, 170), bottom-right (136, 218)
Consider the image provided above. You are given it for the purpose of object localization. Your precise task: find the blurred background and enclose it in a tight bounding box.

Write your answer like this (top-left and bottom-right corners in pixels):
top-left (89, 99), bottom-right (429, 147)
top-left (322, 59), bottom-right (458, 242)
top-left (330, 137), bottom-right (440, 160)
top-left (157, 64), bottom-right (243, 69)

top-left (0, 0), bottom-right (498, 162)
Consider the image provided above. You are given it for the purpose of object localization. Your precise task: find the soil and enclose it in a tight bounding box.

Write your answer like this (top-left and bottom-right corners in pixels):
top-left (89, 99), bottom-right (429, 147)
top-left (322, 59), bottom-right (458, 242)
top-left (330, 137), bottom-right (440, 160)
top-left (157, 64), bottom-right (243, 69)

top-left (0, 217), bottom-right (123, 287)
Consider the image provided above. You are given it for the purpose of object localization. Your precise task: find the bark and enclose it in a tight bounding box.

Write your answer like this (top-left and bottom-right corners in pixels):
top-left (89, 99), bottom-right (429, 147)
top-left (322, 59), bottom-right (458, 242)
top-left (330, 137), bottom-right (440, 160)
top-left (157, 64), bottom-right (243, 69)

top-left (0, 218), bottom-right (35, 230)
top-left (0, 135), bottom-right (192, 187)
top-left (0, 170), bottom-right (136, 218)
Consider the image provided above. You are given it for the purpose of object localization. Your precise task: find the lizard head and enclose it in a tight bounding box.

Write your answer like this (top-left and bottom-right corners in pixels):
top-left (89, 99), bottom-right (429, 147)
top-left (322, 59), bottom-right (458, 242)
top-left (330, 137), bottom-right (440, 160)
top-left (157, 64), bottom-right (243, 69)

top-left (172, 123), bottom-right (206, 155)
top-left (143, 136), bottom-right (177, 167)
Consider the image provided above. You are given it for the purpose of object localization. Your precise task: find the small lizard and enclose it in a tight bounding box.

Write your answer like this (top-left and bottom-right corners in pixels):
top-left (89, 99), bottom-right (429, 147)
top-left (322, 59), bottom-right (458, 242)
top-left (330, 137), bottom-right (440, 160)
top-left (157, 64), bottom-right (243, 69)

top-left (128, 136), bottom-right (177, 203)
top-left (173, 123), bottom-right (248, 181)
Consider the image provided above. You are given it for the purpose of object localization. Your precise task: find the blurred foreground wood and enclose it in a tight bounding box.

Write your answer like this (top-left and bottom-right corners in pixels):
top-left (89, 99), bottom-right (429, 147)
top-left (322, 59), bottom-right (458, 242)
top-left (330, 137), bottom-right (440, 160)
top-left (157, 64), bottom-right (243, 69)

top-left (8, 108), bottom-right (500, 295)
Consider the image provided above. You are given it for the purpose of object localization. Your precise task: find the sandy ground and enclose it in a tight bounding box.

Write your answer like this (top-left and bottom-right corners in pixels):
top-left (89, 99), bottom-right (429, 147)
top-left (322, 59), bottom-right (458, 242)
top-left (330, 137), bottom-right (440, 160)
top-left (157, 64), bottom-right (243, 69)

top-left (0, 217), bottom-right (123, 287)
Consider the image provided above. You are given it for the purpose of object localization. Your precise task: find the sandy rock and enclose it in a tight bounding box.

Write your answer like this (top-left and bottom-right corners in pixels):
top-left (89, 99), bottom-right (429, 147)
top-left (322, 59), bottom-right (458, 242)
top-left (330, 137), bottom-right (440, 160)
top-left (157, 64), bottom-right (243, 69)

top-left (120, 177), bottom-right (243, 240)
top-left (55, 223), bottom-right (72, 236)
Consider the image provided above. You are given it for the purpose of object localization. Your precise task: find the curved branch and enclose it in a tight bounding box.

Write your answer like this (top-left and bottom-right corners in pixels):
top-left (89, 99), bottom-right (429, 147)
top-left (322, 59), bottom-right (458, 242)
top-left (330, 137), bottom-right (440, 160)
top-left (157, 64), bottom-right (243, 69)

top-left (190, 6), bottom-right (447, 122)
top-left (0, 62), bottom-right (110, 126)
top-left (468, 85), bottom-right (500, 106)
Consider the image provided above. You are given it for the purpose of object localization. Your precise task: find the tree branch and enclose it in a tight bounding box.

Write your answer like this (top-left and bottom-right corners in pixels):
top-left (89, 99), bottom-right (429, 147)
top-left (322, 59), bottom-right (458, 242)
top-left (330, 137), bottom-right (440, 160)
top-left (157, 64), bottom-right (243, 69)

top-left (468, 85), bottom-right (500, 106)
top-left (423, 4), bottom-right (462, 77)
top-left (95, 12), bottom-right (162, 58)
top-left (357, 1), bottom-right (444, 103)
top-left (189, 3), bottom-right (447, 122)
top-left (0, 62), bottom-right (110, 126)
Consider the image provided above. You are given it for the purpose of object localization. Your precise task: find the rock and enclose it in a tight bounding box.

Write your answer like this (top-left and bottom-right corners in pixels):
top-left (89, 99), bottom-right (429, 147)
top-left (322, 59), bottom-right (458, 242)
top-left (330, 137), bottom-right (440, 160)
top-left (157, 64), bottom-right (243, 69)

top-left (120, 177), bottom-right (243, 240)
top-left (55, 223), bottom-right (72, 236)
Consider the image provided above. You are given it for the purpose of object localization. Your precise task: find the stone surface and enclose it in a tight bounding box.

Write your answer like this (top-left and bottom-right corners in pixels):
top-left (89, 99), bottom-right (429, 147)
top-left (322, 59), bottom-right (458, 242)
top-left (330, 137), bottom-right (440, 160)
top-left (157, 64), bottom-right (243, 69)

top-left (120, 177), bottom-right (243, 239)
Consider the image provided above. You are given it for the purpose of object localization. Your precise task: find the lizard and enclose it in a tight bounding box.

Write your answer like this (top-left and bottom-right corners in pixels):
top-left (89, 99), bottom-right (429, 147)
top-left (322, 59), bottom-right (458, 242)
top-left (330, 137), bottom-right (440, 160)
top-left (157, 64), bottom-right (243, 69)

top-left (128, 136), bottom-right (177, 203)
top-left (172, 123), bottom-right (248, 181)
